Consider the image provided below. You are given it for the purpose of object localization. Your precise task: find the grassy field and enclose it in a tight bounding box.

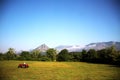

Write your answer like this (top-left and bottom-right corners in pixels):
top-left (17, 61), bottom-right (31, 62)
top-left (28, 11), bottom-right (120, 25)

top-left (0, 61), bottom-right (120, 80)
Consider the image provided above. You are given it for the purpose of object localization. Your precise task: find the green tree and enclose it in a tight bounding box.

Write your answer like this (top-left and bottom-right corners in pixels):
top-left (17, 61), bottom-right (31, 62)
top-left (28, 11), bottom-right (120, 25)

top-left (6, 48), bottom-right (16, 60)
top-left (57, 49), bottom-right (72, 61)
top-left (38, 55), bottom-right (51, 61)
top-left (31, 50), bottom-right (41, 60)
top-left (81, 49), bottom-right (87, 61)
top-left (116, 51), bottom-right (120, 65)
top-left (106, 46), bottom-right (117, 63)
top-left (0, 53), bottom-right (4, 60)
top-left (97, 49), bottom-right (108, 63)
top-left (69, 52), bottom-right (82, 61)
top-left (46, 48), bottom-right (57, 61)
top-left (87, 49), bottom-right (97, 62)
top-left (20, 51), bottom-right (31, 60)
top-left (97, 46), bottom-right (118, 64)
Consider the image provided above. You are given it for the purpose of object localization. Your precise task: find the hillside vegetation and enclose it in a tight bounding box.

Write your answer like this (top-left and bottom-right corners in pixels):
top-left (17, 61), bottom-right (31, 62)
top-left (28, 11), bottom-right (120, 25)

top-left (0, 61), bottom-right (120, 80)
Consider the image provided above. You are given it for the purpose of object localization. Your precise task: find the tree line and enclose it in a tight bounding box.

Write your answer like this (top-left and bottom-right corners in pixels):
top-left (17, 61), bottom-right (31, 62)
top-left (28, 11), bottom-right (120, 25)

top-left (0, 48), bottom-right (57, 61)
top-left (0, 46), bottom-right (120, 65)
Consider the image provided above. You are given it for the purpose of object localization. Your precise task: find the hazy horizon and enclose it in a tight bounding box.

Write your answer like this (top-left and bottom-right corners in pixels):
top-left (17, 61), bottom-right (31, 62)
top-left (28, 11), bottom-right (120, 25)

top-left (0, 0), bottom-right (120, 52)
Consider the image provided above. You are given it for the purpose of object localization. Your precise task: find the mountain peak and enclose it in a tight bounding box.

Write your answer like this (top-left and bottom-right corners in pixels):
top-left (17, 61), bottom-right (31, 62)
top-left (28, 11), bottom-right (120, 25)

top-left (35, 44), bottom-right (49, 52)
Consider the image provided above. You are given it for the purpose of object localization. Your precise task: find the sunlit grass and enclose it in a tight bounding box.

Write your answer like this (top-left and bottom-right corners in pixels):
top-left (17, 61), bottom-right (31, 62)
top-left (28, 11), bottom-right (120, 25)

top-left (0, 61), bottom-right (120, 80)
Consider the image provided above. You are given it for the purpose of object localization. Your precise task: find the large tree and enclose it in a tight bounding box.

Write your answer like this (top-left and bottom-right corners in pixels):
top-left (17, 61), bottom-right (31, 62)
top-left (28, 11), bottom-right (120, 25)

top-left (46, 48), bottom-right (57, 61)
top-left (31, 50), bottom-right (41, 60)
top-left (69, 52), bottom-right (81, 61)
top-left (81, 49), bottom-right (87, 61)
top-left (20, 51), bottom-right (31, 60)
top-left (97, 49), bottom-right (108, 63)
top-left (57, 49), bottom-right (72, 61)
top-left (116, 51), bottom-right (120, 65)
top-left (0, 53), bottom-right (4, 60)
top-left (6, 48), bottom-right (16, 60)
top-left (87, 49), bottom-right (97, 62)
top-left (106, 46), bottom-right (117, 63)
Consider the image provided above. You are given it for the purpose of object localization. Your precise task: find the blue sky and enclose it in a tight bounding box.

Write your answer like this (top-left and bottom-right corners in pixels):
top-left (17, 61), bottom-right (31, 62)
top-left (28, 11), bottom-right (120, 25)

top-left (0, 0), bottom-right (120, 52)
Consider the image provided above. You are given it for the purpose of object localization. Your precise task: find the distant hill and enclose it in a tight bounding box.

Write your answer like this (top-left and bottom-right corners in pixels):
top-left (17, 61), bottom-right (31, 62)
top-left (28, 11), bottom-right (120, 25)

top-left (85, 41), bottom-right (120, 50)
top-left (34, 44), bottom-right (49, 52)
top-left (55, 41), bottom-right (120, 52)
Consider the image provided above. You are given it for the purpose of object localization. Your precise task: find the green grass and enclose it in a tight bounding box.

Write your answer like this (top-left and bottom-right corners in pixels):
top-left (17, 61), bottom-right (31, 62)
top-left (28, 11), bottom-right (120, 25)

top-left (0, 61), bottom-right (120, 80)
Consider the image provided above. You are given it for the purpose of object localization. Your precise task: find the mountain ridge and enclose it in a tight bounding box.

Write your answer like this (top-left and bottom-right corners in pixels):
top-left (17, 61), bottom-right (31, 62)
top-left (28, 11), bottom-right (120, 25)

top-left (34, 41), bottom-right (120, 52)
top-left (55, 41), bottom-right (120, 52)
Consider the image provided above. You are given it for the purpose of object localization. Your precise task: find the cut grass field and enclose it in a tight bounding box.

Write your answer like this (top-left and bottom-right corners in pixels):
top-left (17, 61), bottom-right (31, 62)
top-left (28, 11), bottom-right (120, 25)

top-left (0, 61), bottom-right (120, 80)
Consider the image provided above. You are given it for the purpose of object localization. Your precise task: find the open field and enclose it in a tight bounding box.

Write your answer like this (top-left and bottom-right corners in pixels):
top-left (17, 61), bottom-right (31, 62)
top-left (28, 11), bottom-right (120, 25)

top-left (0, 61), bottom-right (120, 80)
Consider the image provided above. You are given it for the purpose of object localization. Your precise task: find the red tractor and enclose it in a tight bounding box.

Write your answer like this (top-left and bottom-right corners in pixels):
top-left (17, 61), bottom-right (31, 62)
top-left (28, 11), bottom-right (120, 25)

top-left (18, 64), bottom-right (29, 68)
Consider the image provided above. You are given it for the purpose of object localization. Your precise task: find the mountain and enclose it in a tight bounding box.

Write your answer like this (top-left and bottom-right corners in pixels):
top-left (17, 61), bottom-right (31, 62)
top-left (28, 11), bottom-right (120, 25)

top-left (85, 41), bottom-right (120, 50)
top-left (35, 44), bottom-right (49, 52)
top-left (55, 41), bottom-right (120, 52)
top-left (33, 41), bottom-right (120, 52)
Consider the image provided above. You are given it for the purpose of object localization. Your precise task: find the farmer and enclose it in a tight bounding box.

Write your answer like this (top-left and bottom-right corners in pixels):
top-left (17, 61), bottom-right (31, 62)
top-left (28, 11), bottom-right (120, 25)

top-left (24, 62), bottom-right (26, 64)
